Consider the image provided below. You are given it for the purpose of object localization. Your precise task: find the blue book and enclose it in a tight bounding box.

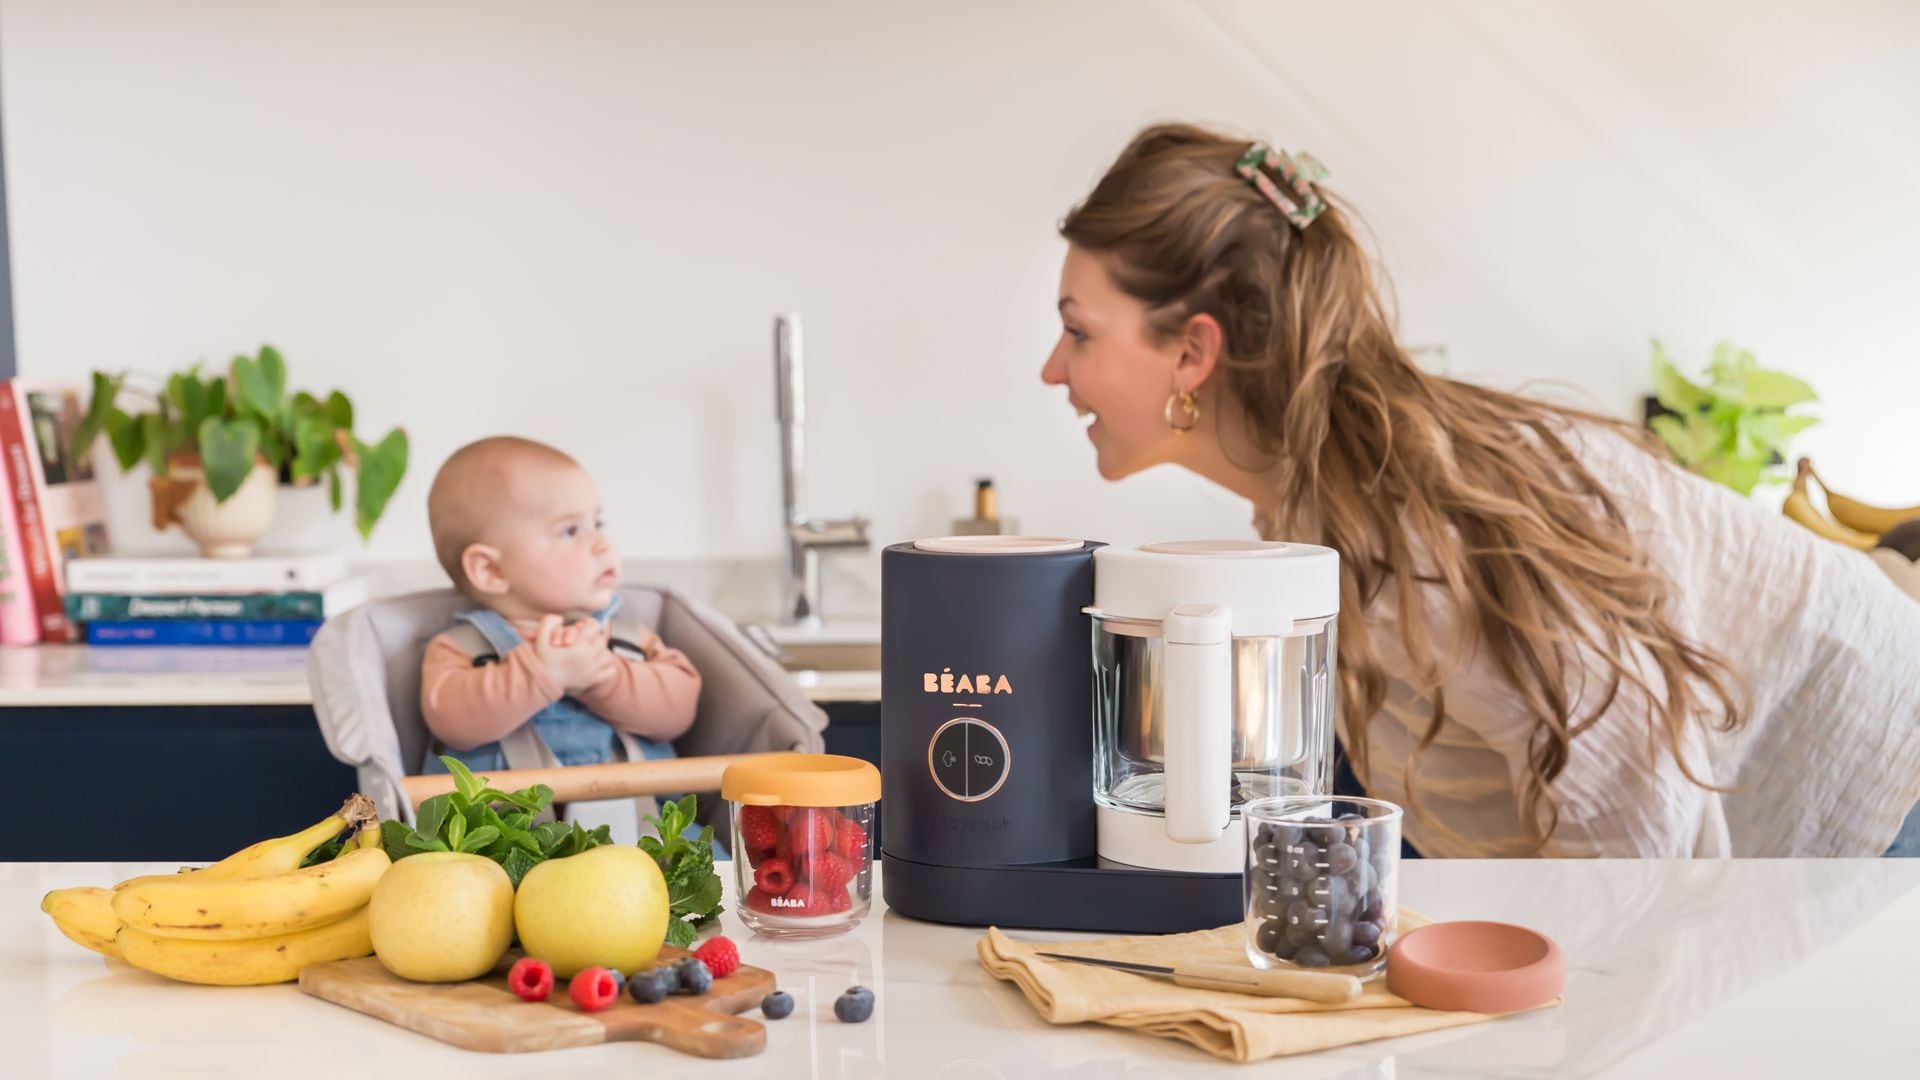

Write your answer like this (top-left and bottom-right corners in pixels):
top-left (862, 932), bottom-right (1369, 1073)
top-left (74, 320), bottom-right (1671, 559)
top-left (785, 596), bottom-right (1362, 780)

top-left (84, 618), bottom-right (324, 646)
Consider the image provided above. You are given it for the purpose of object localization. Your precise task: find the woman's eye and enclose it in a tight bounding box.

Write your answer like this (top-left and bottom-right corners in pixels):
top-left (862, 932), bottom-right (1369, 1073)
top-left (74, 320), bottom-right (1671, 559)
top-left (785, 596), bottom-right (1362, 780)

top-left (1065, 327), bottom-right (1087, 344)
top-left (562, 525), bottom-right (579, 538)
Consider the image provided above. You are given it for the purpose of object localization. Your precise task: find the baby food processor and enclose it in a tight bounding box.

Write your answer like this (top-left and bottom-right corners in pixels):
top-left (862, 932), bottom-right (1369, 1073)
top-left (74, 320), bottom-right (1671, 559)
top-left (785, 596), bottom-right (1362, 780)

top-left (880, 536), bottom-right (1341, 934)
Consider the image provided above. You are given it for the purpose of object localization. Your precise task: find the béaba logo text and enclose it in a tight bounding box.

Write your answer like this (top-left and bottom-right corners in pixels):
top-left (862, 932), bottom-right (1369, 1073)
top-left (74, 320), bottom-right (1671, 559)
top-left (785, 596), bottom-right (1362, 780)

top-left (923, 667), bottom-right (1013, 695)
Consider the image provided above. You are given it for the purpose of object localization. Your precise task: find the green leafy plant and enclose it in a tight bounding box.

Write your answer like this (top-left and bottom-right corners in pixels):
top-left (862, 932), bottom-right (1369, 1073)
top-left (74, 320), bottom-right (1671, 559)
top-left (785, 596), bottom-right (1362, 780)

top-left (71, 344), bottom-right (409, 538)
top-left (1648, 339), bottom-right (1818, 496)
top-left (383, 756), bottom-right (725, 946)
top-left (639, 795), bottom-right (723, 948)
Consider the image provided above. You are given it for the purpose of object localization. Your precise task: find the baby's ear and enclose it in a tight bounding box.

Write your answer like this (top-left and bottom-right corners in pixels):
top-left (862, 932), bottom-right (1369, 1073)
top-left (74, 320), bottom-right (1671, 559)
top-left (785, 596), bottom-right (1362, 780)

top-left (460, 542), bottom-right (510, 596)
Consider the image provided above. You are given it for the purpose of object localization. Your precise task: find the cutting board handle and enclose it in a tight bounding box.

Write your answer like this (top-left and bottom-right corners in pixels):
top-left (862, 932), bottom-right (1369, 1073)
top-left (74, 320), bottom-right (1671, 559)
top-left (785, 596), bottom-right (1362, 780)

top-left (607, 998), bottom-right (766, 1058)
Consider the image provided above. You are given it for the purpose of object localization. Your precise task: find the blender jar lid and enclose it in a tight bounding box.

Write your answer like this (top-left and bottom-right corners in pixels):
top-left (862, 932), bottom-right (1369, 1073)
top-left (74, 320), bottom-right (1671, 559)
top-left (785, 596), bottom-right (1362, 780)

top-left (1091, 539), bottom-right (1340, 634)
top-left (722, 753), bottom-right (882, 807)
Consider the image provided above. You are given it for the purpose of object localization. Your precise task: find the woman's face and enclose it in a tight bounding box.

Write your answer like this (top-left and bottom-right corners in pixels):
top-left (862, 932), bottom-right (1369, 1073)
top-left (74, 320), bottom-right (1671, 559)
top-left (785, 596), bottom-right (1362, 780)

top-left (1040, 245), bottom-right (1191, 481)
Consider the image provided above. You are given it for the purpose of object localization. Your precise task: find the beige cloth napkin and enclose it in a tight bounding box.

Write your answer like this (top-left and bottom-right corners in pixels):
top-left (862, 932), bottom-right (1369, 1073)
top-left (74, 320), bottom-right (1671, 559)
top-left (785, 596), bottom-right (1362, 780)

top-left (978, 910), bottom-right (1531, 1063)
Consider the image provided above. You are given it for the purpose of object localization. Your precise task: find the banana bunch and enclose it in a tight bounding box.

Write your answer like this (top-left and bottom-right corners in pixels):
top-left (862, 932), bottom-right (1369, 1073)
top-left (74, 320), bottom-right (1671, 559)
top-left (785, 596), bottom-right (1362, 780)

top-left (41, 794), bottom-right (390, 985)
top-left (1783, 458), bottom-right (1920, 550)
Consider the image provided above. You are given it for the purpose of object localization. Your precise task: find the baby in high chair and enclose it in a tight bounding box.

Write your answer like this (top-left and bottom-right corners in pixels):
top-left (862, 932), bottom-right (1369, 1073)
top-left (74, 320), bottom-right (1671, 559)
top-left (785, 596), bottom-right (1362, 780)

top-left (419, 436), bottom-right (702, 776)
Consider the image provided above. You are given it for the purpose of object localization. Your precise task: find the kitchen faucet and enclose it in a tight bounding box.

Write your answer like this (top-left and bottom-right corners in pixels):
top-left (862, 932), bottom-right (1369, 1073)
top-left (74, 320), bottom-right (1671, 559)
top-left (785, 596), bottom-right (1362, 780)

top-left (774, 313), bottom-right (870, 628)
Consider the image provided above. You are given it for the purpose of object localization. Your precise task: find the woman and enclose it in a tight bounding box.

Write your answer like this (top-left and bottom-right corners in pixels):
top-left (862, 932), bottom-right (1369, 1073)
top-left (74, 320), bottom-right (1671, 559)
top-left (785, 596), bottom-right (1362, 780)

top-left (1042, 122), bottom-right (1920, 858)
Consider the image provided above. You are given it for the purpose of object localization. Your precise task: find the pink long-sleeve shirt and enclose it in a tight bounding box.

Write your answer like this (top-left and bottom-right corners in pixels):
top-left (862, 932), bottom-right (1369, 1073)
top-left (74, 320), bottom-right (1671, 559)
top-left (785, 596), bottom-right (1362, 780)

top-left (420, 622), bottom-right (702, 752)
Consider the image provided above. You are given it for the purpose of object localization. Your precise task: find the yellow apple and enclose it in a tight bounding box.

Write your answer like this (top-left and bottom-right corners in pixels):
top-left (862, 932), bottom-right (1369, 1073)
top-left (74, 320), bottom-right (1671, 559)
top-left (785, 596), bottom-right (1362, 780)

top-left (368, 852), bottom-right (514, 982)
top-left (513, 844), bottom-right (669, 978)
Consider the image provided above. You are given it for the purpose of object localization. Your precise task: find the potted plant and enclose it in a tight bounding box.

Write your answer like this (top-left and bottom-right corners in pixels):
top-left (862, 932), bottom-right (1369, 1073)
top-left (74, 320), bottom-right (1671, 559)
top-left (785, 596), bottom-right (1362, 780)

top-left (1644, 339), bottom-right (1818, 496)
top-left (72, 345), bottom-right (408, 558)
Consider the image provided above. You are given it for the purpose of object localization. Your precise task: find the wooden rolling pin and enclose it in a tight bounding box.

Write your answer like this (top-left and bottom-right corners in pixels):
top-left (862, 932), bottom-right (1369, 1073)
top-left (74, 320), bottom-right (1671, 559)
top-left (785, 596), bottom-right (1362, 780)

top-left (400, 754), bottom-right (776, 810)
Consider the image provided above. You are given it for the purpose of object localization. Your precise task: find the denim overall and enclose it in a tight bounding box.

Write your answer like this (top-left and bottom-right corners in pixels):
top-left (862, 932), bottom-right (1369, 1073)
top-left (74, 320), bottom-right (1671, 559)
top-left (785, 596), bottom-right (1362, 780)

top-left (424, 595), bottom-right (675, 775)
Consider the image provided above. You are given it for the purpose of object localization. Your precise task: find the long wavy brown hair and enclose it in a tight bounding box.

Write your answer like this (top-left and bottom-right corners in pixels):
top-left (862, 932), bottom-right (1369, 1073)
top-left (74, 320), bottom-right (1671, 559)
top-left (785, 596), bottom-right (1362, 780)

top-left (1061, 123), bottom-right (1745, 849)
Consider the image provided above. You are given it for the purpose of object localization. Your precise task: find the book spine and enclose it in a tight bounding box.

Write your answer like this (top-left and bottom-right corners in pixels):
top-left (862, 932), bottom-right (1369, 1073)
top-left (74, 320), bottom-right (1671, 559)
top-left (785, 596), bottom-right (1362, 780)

top-left (65, 592), bottom-right (329, 622)
top-left (83, 619), bottom-right (324, 646)
top-left (0, 435), bottom-right (36, 643)
top-left (0, 385), bottom-right (67, 642)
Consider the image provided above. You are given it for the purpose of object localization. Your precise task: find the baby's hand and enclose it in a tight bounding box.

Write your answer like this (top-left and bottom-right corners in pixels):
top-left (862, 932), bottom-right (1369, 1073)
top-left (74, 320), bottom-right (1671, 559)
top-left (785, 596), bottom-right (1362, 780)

top-left (532, 616), bottom-right (611, 693)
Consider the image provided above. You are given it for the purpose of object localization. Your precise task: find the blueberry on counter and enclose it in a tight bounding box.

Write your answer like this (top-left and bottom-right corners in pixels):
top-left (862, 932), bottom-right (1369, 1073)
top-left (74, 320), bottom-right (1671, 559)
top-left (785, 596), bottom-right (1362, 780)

top-left (834, 986), bottom-right (876, 1023)
top-left (760, 990), bottom-right (795, 1020)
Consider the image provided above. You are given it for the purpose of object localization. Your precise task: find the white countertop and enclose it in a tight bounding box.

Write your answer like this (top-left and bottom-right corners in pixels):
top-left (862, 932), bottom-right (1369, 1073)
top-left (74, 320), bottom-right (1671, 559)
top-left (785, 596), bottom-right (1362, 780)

top-left (10, 857), bottom-right (1919, 1077)
top-left (0, 645), bottom-right (881, 706)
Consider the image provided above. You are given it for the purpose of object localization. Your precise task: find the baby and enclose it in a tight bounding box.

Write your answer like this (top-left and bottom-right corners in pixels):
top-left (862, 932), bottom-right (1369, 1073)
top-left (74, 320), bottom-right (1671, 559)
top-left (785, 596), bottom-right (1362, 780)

top-left (419, 436), bottom-right (701, 775)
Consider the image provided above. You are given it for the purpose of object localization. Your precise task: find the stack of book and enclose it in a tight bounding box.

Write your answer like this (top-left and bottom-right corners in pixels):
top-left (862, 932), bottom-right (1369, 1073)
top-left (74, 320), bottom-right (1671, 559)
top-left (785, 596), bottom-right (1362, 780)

top-left (63, 554), bottom-right (367, 646)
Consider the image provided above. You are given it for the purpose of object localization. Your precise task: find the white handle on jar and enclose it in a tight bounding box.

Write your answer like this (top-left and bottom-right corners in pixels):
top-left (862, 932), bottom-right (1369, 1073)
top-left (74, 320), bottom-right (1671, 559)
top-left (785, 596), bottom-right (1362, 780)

top-left (1162, 603), bottom-right (1232, 844)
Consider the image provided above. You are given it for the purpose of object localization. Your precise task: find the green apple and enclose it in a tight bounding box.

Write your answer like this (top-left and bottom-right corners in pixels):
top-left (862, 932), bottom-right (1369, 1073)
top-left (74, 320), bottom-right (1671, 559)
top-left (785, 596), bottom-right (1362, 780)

top-left (368, 851), bottom-right (515, 982)
top-left (514, 844), bottom-right (669, 978)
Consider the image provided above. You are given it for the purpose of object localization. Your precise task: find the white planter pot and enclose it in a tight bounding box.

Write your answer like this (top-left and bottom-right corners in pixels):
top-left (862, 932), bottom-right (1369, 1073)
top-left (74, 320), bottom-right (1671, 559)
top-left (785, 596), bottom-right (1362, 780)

top-left (162, 462), bottom-right (279, 559)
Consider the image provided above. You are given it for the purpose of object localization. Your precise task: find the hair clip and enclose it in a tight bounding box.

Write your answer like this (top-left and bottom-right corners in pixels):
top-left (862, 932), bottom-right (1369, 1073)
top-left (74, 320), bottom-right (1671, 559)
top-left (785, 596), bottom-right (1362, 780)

top-left (1234, 144), bottom-right (1328, 229)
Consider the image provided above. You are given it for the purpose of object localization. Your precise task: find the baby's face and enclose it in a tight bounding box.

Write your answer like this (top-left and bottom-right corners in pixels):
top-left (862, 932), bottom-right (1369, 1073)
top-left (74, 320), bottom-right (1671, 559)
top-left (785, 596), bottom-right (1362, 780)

top-left (488, 460), bottom-right (621, 618)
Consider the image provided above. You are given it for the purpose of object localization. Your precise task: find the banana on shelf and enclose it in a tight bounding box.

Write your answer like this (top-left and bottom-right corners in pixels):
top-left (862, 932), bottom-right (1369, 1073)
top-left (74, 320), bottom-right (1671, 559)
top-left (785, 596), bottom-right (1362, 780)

top-left (1783, 459), bottom-right (1919, 550)
top-left (40, 794), bottom-right (387, 985)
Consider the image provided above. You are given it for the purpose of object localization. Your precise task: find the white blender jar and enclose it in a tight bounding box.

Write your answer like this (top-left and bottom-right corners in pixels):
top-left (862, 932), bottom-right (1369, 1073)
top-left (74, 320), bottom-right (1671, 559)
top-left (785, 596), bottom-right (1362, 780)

top-left (1088, 540), bottom-right (1340, 873)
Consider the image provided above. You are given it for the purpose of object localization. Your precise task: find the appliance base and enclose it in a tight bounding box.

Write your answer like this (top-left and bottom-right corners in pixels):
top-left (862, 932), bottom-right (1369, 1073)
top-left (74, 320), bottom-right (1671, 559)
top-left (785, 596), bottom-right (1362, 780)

top-left (1095, 803), bottom-right (1247, 873)
top-left (880, 849), bottom-right (1243, 934)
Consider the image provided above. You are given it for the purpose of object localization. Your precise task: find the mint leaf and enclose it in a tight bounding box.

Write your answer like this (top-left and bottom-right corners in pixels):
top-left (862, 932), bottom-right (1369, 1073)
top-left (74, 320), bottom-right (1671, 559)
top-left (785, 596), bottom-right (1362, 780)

top-left (663, 917), bottom-right (697, 949)
top-left (415, 794), bottom-right (451, 840)
top-left (458, 826), bottom-right (499, 854)
top-left (439, 756), bottom-right (486, 804)
top-left (381, 819), bottom-right (417, 861)
top-left (405, 831), bottom-right (450, 853)
top-left (500, 847), bottom-right (541, 888)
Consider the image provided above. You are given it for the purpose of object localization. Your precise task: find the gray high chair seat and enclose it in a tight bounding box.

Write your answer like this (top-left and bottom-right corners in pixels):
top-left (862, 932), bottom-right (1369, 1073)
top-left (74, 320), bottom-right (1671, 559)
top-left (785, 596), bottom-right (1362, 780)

top-left (306, 584), bottom-right (829, 840)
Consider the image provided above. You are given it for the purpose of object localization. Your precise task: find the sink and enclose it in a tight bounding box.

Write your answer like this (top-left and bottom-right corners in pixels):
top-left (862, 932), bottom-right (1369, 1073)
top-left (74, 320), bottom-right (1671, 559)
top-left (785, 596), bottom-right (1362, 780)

top-left (776, 641), bottom-right (881, 672)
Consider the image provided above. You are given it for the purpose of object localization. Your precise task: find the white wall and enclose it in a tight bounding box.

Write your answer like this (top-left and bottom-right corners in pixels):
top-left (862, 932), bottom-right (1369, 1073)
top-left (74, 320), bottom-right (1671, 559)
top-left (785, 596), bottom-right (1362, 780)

top-left (4, 1), bottom-right (1917, 615)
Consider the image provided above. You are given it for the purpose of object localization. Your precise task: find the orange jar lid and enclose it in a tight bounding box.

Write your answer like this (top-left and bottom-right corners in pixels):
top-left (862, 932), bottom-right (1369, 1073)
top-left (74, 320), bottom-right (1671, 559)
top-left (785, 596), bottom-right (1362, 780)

top-left (721, 753), bottom-right (881, 808)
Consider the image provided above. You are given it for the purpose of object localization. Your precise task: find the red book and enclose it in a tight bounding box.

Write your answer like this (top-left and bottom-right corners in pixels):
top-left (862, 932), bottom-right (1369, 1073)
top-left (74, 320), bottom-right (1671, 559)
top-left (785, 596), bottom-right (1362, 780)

top-left (0, 381), bottom-right (112, 643)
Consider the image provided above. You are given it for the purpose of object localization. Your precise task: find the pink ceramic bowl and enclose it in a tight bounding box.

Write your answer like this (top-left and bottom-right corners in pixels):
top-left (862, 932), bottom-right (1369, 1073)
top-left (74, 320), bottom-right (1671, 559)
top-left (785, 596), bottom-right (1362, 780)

top-left (1385, 920), bottom-right (1564, 1013)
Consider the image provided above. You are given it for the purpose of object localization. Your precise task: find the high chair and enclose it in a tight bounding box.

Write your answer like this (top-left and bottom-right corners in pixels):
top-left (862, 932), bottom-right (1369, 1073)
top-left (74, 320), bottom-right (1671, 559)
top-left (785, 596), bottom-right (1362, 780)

top-left (306, 584), bottom-right (828, 845)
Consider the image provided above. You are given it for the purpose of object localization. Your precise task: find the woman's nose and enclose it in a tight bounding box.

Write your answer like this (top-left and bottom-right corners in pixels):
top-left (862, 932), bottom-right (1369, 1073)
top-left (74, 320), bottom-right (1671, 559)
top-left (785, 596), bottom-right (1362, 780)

top-left (1040, 346), bottom-right (1067, 386)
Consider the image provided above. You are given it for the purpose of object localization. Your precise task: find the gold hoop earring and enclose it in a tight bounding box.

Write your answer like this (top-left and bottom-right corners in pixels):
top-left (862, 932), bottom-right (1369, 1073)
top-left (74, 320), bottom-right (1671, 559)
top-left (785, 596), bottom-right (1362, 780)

top-left (1164, 389), bottom-right (1200, 433)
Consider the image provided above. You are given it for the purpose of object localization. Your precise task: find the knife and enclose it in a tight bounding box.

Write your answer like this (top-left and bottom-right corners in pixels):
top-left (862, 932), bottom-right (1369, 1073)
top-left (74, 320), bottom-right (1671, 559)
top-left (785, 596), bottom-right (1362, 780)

top-left (1035, 952), bottom-right (1363, 1004)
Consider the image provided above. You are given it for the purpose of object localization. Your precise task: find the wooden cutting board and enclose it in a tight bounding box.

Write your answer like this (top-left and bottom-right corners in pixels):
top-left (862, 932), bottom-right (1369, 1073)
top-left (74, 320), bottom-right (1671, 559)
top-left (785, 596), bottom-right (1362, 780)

top-left (299, 946), bottom-right (775, 1058)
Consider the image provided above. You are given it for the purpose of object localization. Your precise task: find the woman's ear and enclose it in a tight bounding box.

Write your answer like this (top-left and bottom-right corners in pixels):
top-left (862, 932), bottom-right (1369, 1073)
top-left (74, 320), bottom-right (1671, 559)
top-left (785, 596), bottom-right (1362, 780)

top-left (1176, 312), bottom-right (1225, 393)
top-left (460, 543), bottom-right (510, 596)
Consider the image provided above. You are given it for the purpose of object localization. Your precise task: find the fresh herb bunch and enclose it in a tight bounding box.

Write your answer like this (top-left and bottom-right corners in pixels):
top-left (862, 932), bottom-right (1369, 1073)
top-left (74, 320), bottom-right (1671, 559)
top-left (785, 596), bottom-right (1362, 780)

top-left (382, 757), bottom-right (610, 887)
top-left (641, 795), bottom-right (723, 948)
top-left (382, 756), bottom-right (725, 945)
